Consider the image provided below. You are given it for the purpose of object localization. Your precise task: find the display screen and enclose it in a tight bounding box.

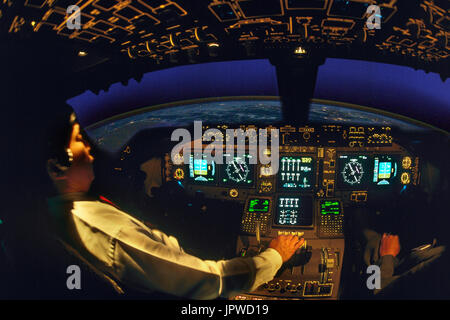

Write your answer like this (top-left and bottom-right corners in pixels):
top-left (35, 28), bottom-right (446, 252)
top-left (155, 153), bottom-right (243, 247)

top-left (320, 200), bottom-right (341, 215)
top-left (337, 154), bottom-right (371, 187)
top-left (372, 155), bottom-right (398, 186)
top-left (247, 198), bottom-right (271, 213)
top-left (188, 154), bottom-right (216, 184)
top-left (221, 153), bottom-right (255, 186)
top-left (279, 156), bottom-right (314, 190)
top-left (274, 196), bottom-right (313, 227)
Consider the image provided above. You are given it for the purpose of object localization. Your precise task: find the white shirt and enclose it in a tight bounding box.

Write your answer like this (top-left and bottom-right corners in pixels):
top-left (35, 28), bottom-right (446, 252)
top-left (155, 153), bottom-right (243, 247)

top-left (51, 196), bottom-right (282, 299)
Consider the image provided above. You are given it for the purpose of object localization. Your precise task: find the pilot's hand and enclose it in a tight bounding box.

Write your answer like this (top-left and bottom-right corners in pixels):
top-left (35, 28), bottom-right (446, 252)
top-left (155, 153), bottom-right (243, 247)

top-left (269, 235), bottom-right (305, 263)
top-left (379, 233), bottom-right (401, 257)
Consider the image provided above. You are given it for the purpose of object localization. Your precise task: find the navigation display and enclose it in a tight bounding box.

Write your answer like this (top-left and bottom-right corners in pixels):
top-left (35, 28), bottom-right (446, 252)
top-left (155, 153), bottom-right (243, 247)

top-left (188, 154), bottom-right (216, 184)
top-left (221, 153), bottom-right (255, 186)
top-left (279, 156), bottom-right (314, 190)
top-left (274, 196), bottom-right (313, 227)
top-left (247, 198), bottom-right (271, 213)
top-left (337, 154), bottom-right (371, 188)
top-left (372, 155), bottom-right (398, 186)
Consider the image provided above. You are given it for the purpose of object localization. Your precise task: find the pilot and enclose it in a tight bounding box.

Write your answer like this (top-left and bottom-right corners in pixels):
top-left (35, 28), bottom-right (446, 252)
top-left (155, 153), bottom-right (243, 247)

top-left (361, 229), bottom-right (445, 298)
top-left (45, 103), bottom-right (305, 299)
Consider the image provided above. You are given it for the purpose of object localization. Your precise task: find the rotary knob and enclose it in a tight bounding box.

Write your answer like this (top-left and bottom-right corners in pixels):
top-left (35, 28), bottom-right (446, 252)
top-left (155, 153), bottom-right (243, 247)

top-left (303, 132), bottom-right (311, 140)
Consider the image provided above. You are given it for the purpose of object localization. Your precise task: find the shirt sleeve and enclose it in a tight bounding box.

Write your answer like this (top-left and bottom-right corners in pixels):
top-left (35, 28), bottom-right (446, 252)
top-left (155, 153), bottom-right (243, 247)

top-left (374, 246), bottom-right (446, 296)
top-left (110, 224), bottom-right (282, 299)
top-left (374, 254), bottom-right (397, 295)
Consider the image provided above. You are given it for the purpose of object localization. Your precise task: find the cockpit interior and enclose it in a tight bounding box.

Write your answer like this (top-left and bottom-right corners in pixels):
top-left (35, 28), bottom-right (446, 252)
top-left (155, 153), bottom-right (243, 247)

top-left (1, 0), bottom-right (449, 301)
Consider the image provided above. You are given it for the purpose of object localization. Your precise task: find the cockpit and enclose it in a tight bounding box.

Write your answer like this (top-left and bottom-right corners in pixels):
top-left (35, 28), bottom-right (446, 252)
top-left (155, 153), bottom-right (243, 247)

top-left (1, 0), bottom-right (449, 302)
top-left (85, 97), bottom-right (447, 300)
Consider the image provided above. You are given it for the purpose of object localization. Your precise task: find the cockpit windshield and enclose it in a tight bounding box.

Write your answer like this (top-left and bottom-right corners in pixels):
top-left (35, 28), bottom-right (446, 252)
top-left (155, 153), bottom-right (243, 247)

top-left (86, 98), bottom-right (432, 152)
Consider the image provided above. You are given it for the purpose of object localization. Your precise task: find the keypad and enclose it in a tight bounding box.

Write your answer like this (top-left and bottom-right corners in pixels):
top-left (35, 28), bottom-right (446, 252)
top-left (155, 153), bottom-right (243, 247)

top-left (241, 212), bottom-right (270, 234)
top-left (319, 214), bottom-right (344, 238)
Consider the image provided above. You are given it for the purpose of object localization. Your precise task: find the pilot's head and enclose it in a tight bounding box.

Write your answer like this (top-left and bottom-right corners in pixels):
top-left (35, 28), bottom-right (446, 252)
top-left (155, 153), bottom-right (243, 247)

top-left (46, 103), bottom-right (95, 195)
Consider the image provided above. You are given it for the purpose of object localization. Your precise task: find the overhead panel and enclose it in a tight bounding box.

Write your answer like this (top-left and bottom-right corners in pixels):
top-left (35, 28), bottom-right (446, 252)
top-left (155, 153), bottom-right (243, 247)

top-left (1, 0), bottom-right (447, 71)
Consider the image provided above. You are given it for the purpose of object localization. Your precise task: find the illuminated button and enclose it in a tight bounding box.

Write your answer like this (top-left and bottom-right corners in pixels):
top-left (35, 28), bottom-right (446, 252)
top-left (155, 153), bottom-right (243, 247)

top-left (313, 284), bottom-right (320, 294)
top-left (320, 286), bottom-right (331, 295)
top-left (173, 168), bottom-right (184, 180)
top-left (229, 189), bottom-right (239, 198)
top-left (402, 156), bottom-right (412, 169)
top-left (401, 172), bottom-right (410, 184)
top-left (356, 193), bottom-right (367, 201)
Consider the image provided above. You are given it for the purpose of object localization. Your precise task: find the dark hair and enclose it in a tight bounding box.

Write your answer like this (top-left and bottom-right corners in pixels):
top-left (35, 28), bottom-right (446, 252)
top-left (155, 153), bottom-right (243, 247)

top-left (45, 103), bottom-right (78, 167)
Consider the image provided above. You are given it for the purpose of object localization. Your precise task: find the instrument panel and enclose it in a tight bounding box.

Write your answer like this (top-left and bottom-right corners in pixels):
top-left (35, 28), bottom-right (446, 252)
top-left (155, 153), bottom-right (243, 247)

top-left (166, 124), bottom-right (419, 203)
top-left (163, 124), bottom-right (420, 299)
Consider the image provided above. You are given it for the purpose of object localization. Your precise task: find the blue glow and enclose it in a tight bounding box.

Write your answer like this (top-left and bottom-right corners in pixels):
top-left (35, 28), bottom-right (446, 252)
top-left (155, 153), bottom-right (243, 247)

top-left (68, 58), bottom-right (450, 131)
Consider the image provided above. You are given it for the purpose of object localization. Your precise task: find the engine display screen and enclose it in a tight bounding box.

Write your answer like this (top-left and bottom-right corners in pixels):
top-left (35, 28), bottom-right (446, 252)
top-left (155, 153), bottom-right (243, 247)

top-left (337, 154), bottom-right (371, 188)
top-left (247, 198), bottom-right (271, 213)
top-left (279, 156), bottom-right (314, 190)
top-left (320, 200), bottom-right (341, 215)
top-left (221, 153), bottom-right (255, 186)
top-left (372, 155), bottom-right (398, 186)
top-left (188, 154), bottom-right (216, 184)
top-left (274, 196), bottom-right (313, 227)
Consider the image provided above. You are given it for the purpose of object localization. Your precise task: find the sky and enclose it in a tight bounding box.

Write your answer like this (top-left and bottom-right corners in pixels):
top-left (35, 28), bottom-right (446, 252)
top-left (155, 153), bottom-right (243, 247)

top-left (68, 58), bottom-right (450, 131)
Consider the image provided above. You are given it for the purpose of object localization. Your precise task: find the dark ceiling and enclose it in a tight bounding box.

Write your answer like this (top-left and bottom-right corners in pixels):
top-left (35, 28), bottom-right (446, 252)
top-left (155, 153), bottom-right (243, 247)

top-left (1, 0), bottom-right (449, 100)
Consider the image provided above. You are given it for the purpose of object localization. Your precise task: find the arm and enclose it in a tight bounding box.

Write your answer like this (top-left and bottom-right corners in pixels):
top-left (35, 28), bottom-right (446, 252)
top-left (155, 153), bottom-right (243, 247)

top-left (374, 233), bottom-right (400, 295)
top-left (110, 225), bottom-right (288, 299)
top-left (375, 255), bottom-right (397, 294)
top-left (376, 244), bottom-right (446, 297)
top-left (69, 201), bottom-right (302, 299)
